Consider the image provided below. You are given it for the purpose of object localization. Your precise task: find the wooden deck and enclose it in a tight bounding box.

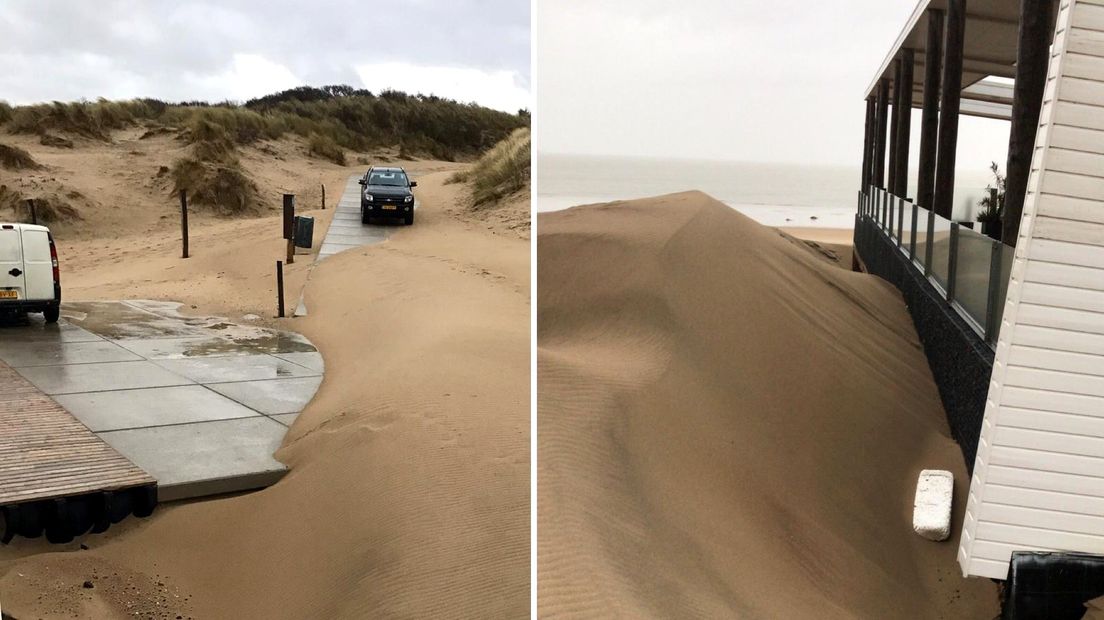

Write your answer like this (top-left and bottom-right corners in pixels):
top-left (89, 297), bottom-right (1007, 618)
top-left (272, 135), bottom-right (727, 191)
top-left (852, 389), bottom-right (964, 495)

top-left (0, 360), bottom-right (154, 507)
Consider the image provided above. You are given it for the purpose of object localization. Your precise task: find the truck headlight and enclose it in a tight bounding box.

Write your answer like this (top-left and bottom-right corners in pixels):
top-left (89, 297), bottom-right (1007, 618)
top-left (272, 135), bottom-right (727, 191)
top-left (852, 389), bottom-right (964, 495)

top-left (404, 195), bottom-right (413, 203)
top-left (363, 193), bottom-right (373, 202)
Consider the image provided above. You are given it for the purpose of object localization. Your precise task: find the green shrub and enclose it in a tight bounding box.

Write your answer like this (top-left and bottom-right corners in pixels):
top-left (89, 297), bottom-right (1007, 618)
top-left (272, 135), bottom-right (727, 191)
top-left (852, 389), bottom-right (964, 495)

top-left (307, 133), bottom-right (346, 165)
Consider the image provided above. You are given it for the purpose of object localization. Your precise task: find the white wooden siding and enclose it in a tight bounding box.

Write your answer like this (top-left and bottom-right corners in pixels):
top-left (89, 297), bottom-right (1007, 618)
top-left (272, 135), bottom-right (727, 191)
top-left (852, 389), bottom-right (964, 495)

top-left (959, 0), bottom-right (1104, 580)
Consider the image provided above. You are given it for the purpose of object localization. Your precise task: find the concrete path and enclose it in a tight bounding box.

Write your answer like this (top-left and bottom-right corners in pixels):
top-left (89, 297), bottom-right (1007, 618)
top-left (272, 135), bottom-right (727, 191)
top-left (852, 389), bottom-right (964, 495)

top-left (0, 301), bottom-right (323, 502)
top-left (318, 174), bottom-right (415, 259)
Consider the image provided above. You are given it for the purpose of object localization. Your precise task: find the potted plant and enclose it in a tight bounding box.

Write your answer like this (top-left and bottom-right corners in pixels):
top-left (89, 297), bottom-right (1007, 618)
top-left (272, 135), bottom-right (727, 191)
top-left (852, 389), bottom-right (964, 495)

top-left (977, 162), bottom-right (1005, 241)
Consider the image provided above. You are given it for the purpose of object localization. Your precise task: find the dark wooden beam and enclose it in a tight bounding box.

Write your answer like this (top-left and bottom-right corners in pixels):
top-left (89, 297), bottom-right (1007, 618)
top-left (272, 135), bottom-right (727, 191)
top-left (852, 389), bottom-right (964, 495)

top-left (875, 78), bottom-right (890, 189)
top-left (918, 10), bottom-right (944, 212)
top-left (862, 97), bottom-right (875, 190)
top-left (1003, 0), bottom-right (1057, 246)
top-left (889, 58), bottom-right (903, 194)
top-left (933, 0), bottom-right (966, 220)
top-left (895, 48), bottom-right (915, 198)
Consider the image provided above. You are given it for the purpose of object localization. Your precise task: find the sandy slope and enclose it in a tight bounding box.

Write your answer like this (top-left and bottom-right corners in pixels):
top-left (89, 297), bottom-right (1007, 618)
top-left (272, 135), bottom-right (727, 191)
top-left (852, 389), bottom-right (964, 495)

top-left (537, 192), bottom-right (998, 618)
top-left (0, 166), bottom-right (530, 617)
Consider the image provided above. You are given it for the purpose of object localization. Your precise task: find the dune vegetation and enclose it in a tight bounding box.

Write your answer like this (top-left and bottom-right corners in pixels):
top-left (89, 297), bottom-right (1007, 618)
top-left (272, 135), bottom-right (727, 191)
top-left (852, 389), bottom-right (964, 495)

top-left (0, 86), bottom-right (527, 215)
top-left (449, 127), bottom-right (530, 207)
top-left (0, 86), bottom-right (527, 162)
top-left (0, 185), bottom-right (83, 223)
top-left (0, 143), bottom-right (41, 170)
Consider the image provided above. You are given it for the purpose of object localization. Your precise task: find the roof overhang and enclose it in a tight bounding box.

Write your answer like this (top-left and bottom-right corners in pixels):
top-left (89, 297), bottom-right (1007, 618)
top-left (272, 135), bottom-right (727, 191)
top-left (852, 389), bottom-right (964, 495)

top-left (864, 0), bottom-right (1057, 121)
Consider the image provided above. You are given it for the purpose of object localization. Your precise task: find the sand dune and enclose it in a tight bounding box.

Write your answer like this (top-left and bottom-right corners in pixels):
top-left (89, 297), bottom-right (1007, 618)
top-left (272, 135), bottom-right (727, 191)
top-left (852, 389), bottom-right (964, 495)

top-left (537, 192), bottom-right (997, 617)
top-left (0, 171), bottom-right (530, 618)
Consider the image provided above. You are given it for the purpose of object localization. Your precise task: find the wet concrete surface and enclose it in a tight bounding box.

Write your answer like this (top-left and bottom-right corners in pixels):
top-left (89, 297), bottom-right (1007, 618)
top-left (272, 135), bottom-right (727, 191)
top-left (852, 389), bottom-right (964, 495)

top-left (317, 174), bottom-right (415, 259)
top-left (0, 301), bottom-right (324, 502)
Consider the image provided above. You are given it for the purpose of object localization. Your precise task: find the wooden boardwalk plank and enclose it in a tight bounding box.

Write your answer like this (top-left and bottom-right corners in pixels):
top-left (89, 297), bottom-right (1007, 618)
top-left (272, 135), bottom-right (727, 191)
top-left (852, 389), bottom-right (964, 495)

top-left (0, 361), bottom-right (154, 506)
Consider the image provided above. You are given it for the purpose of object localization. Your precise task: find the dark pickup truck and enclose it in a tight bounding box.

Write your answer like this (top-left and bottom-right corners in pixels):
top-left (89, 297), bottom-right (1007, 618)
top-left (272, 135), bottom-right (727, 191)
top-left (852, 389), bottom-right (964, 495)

top-left (359, 166), bottom-right (417, 225)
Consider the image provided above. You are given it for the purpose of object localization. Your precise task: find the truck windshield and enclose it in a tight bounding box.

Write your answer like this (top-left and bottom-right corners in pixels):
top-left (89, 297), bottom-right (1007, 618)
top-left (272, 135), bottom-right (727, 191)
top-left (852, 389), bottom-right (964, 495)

top-left (368, 171), bottom-right (408, 186)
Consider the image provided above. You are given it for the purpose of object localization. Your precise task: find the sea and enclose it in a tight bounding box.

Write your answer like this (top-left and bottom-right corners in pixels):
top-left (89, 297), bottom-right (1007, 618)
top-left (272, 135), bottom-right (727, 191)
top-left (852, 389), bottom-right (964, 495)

top-left (537, 154), bottom-right (995, 229)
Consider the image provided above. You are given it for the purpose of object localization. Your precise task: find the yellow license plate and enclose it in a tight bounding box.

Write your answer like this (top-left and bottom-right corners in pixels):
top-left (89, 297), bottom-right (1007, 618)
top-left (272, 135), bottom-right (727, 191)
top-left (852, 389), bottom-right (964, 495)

top-left (0, 290), bottom-right (17, 299)
top-left (381, 205), bottom-right (397, 211)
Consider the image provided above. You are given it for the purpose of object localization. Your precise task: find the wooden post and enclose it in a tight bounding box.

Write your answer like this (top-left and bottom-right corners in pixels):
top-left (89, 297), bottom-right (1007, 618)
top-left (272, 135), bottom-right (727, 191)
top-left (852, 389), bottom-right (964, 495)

top-left (917, 9), bottom-right (944, 212)
top-left (1003, 0), bottom-right (1057, 247)
top-left (862, 97), bottom-right (875, 192)
top-left (894, 48), bottom-right (915, 198)
top-left (276, 260), bottom-right (285, 318)
top-left (875, 78), bottom-right (890, 189)
top-left (180, 190), bottom-right (189, 259)
top-left (283, 194), bottom-right (295, 265)
top-left (933, 0), bottom-right (966, 220)
top-left (25, 199), bottom-right (37, 225)
top-left (321, 184), bottom-right (326, 210)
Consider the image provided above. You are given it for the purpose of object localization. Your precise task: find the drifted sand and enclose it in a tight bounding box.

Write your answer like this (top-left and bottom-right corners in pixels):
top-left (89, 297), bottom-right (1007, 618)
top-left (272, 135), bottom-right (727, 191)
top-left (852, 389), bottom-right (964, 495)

top-left (0, 168), bottom-right (530, 618)
top-left (537, 192), bottom-right (998, 618)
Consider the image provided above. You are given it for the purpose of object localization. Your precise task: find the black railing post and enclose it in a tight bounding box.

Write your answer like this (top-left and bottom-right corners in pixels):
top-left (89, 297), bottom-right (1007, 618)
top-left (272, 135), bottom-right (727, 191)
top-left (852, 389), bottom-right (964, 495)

top-left (910, 201), bottom-right (919, 260)
top-left (889, 194), bottom-right (896, 236)
top-left (947, 222), bottom-right (961, 302)
top-left (897, 197), bottom-right (905, 248)
top-left (925, 209), bottom-right (935, 277)
top-left (985, 241), bottom-right (1005, 343)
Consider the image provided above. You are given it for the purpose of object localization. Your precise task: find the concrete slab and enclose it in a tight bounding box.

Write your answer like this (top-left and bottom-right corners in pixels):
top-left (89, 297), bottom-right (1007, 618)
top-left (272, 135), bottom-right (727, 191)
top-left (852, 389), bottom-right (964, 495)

top-left (0, 339), bottom-right (142, 367)
top-left (55, 385), bottom-right (261, 432)
top-left (2, 300), bottom-right (324, 509)
top-left (154, 354), bottom-right (320, 384)
top-left (17, 360), bottom-right (194, 395)
top-left (315, 174), bottom-right (407, 260)
top-left (273, 351), bottom-right (324, 373)
top-left (271, 413), bottom-right (299, 427)
top-left (207, 375), bottom-right (323, 415)
top-left (98, 416), bottom-right (289, 501)
top-left (0, 320), bottom-right (102, 343)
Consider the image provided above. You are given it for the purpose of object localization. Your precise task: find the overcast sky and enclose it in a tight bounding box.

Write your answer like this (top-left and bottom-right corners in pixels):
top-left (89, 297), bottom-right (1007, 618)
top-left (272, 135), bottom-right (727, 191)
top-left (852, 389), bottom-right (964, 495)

top-left (0, 0), bottom-right (530, 113)
top-left (537, 0), bottom-right (1010, 172)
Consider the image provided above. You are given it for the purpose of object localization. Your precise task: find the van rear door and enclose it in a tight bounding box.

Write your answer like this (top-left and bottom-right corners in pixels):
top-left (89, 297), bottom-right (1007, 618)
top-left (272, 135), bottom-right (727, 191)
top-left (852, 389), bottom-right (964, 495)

top-left (21, 228), bottom-right (53, 301)
top-left (0, 226), bottom-right (26, 300)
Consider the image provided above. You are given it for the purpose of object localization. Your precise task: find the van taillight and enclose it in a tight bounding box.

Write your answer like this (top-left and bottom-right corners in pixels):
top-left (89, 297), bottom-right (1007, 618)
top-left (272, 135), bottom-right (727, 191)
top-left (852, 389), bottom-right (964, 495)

top-left (48, 234), bottom-right (60, 285)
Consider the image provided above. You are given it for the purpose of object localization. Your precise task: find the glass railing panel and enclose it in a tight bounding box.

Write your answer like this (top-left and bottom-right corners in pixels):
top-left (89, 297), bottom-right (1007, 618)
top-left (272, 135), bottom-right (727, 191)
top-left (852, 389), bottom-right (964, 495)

top-left (953, 227), bottom-right (996, 327)
top-left (913, 205), bottom-right (931, 268)
top-left (929, 213), bottom-right (954, 290)
top-left (899, 199), bottom-right (913, 252)
top-left (993, 241), bottom-right (1015, 340)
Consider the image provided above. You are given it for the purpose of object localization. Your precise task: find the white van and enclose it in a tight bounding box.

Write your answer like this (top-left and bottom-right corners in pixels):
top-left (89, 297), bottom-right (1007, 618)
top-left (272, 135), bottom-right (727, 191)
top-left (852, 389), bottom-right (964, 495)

top-left (0, 223), bottom-right (61, 323)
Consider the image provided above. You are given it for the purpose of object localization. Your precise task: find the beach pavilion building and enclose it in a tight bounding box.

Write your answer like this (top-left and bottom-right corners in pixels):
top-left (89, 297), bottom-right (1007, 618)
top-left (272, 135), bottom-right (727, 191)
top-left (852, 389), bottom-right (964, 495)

top-left (853, 0), bottom-right (1104, 586)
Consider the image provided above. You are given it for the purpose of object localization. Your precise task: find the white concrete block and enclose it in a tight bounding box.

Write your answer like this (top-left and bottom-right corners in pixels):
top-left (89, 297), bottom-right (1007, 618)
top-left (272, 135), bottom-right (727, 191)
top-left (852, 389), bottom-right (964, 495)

top-left (913, 469), bottom-right (954, 541)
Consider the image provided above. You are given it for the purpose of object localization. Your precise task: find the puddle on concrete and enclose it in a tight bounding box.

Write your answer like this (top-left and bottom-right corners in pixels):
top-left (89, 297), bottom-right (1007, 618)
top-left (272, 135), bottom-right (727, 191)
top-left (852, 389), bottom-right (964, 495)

top-left (182, 333), bottom-right (317, 357)
top-left (61, 300), bottom-right (317, 356)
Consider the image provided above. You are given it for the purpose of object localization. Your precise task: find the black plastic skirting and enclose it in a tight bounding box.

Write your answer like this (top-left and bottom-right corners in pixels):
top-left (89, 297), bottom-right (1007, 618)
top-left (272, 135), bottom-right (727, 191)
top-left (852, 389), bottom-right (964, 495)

top-left (1003, 552), bottom-right (1104, 619)
top-left (853, 215), bottom-right (993, 475)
